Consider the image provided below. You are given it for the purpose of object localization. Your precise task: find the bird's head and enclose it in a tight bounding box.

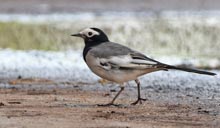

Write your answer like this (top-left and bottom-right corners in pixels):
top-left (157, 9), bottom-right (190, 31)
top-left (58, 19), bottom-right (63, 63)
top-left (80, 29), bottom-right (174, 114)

top-left (71, 28), bottom-right (109, 45)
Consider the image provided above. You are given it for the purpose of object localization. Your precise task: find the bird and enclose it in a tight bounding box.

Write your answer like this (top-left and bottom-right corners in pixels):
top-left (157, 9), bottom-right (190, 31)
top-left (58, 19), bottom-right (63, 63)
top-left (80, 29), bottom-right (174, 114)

top-left (71, 27), bottom-right (216, 106)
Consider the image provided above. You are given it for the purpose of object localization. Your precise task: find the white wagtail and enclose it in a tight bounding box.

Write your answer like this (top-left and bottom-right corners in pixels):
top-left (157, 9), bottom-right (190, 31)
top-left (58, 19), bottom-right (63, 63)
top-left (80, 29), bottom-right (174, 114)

top-left (71, 27), bottom-right (216, 106)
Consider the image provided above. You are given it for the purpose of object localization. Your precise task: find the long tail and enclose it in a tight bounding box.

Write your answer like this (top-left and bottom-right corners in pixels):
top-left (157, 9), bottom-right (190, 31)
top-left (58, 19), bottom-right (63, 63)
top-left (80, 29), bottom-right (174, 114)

top-left (164, 65), bottom-right (216, 76)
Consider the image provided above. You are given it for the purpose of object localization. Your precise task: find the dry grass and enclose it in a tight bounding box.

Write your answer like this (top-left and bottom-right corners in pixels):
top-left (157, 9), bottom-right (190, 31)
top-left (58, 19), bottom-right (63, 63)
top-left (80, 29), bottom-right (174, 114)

top-left (0, 17), bottom-right (220, 59)
top-left (0, 22), bottom-right (72, 50)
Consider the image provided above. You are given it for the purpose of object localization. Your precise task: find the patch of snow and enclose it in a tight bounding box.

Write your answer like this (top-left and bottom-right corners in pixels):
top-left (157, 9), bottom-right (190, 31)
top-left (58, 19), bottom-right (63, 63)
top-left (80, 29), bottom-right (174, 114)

top-left (1, 11), bottom-right (220, 23)
top-left (0, 49), bottom-right (219, 92)
top-left (0, 49), bottom-right (98, 82)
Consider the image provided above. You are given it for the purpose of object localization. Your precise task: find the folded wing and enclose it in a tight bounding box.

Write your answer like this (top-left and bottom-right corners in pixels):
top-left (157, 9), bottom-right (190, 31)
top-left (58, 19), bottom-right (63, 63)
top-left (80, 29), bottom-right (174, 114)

top-left (99, 52), bottom-right (164, 70)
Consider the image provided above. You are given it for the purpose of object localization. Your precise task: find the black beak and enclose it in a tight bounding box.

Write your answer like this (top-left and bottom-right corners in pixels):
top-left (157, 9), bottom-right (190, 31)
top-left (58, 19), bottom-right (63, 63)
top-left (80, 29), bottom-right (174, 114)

top-left (71, 33), bottom-right (82, 37)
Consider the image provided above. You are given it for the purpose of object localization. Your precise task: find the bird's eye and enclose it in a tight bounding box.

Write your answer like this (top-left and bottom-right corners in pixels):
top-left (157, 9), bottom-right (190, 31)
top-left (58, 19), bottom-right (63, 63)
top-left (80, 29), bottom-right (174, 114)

top-left (88, 32), bottom-right (93, 36)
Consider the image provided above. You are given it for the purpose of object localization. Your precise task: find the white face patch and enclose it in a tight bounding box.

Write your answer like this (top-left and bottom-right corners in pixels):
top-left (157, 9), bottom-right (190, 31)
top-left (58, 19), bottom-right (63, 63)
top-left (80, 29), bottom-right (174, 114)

top-left (80, 28), bottom-right (100, 38)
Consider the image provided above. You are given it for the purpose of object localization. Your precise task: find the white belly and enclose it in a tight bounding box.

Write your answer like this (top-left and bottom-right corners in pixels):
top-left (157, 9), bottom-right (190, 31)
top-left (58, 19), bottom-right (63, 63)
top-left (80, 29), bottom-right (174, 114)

top-left (85, 53), bottom-right (158, 83)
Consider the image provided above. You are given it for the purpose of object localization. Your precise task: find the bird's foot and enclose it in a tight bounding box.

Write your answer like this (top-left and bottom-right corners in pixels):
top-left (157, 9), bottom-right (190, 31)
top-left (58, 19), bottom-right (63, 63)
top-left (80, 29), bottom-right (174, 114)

top-left (131, 98), bottom-right (147, 105)
top-left (97, 103), bottom-right (121, 107)
top-left (98, 79), bottom-right (110, 85)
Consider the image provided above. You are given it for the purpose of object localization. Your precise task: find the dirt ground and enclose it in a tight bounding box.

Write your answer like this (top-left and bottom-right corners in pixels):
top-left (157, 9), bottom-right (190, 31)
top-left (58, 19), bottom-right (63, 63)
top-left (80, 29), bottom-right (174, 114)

top-left (0, 79), bottom-right (219, 128)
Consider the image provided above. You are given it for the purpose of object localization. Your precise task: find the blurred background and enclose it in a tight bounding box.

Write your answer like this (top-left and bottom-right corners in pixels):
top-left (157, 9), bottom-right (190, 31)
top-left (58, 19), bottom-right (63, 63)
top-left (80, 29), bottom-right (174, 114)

top-left (0, 0), bottom-right (220, 80)
top-left (1, 2), bottom-right (220, 127)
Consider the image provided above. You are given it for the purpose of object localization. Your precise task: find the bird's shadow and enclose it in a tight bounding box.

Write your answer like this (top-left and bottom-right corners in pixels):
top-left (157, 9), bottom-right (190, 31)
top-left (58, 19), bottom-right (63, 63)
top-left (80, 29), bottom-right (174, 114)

top-left (63, 103), bottom-right (129, 108)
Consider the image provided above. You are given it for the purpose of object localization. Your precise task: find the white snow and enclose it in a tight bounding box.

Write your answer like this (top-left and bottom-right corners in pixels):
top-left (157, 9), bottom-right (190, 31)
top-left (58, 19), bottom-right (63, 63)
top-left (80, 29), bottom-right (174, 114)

top-left (0, 49), bottom-right (98, 81)
top-left (1, 11), bottom-right (220, 24)
top-left (0, 49), bottom-right (219, 92)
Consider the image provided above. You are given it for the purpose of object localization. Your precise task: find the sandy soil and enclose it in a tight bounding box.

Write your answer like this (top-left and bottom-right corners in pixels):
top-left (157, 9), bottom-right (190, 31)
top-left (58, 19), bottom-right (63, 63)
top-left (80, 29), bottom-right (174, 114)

top-left (0, 79), bottom-right (219, 128)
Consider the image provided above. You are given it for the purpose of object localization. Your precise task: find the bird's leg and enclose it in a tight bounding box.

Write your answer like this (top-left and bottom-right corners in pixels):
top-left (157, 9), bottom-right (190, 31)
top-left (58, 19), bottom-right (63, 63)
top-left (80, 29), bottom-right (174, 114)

top-left (131, 79), bottom-right (147, 105)
top-left (98, 86), bottom-right (124, 106)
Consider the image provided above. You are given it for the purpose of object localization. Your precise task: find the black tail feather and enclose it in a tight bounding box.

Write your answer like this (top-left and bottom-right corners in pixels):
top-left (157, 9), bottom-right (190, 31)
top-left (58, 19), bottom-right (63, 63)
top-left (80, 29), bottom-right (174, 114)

top-left (165, 65), bottom-right (216, 76)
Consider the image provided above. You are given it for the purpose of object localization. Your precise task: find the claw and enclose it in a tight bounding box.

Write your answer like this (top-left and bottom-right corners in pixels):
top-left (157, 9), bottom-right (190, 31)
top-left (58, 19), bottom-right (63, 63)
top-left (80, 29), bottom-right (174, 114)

top-left (131, 98), bottom-right (147, 105)
top-left (98, 79), bottom-right (109, 85)
top-left (97, 103), bottom-right (121, 107)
